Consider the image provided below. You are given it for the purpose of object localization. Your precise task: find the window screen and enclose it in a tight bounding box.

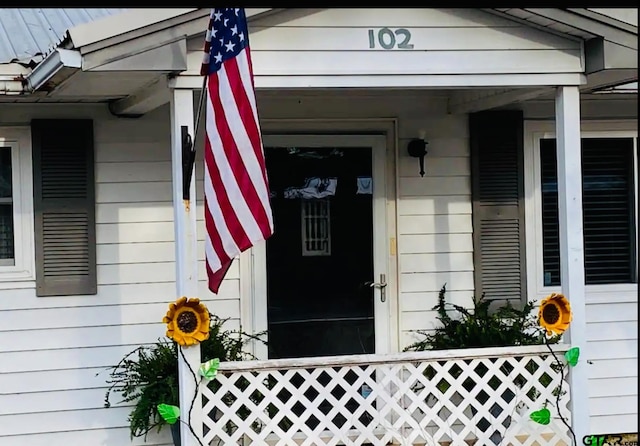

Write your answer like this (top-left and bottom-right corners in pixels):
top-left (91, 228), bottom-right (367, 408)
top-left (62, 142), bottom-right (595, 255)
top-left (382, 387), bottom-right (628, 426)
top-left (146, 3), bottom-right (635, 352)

top-left (540, 137), bottom-right (636, 285)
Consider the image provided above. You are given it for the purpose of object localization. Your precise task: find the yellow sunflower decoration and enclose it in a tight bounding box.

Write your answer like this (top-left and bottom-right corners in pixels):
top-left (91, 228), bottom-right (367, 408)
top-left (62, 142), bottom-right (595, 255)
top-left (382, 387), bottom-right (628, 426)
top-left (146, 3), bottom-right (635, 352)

top-left (163, 297), bottom-right (210, 346)
top-left (538, 293), bottom-right (572, 335)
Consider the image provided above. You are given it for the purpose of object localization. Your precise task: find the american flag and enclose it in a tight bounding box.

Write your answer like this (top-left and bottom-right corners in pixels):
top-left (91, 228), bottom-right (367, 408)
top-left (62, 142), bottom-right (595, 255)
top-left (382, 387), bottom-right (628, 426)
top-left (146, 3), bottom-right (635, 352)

top-left (201, 8), bottom-right (273, 293)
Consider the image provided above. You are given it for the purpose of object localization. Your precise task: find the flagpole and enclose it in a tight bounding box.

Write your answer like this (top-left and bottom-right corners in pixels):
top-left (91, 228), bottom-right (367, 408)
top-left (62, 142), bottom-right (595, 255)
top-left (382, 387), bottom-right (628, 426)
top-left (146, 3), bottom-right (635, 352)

top-left (194, 74), bottom-right (208, 145)
top-left (169, 82), bottom-right (202, 446)
top-left (182, 74), bottom-right (208, 212)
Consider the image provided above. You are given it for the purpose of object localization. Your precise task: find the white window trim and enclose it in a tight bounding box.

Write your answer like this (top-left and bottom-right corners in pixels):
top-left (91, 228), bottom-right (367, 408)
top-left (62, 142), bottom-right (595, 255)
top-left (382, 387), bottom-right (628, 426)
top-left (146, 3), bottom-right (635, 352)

top-left (0, 127), bottom-right (35, 285)
top-left (524, 120), bottom-right (638, 305)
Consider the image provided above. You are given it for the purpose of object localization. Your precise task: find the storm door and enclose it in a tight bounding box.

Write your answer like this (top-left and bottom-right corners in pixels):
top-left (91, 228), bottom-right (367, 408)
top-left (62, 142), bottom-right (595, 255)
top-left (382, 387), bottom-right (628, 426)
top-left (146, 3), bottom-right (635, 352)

top-left (255, 134), bottom-right (389, 359)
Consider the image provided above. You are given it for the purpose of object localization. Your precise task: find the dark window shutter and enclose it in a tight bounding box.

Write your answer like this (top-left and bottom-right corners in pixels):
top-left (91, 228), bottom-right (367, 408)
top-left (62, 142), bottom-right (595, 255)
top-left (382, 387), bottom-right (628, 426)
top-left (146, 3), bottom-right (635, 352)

top-left (541, 137), bottom-right (636, 285)
top-left (31, 120), bottom-right (97, 296)
top-left (470, 111), bottom-right (526, 303)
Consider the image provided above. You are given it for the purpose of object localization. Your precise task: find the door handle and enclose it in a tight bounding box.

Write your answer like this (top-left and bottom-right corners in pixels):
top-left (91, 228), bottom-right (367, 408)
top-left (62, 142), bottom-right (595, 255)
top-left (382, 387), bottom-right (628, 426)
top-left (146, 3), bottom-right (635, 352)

top-left (367, 274), bottom-right (387, 302)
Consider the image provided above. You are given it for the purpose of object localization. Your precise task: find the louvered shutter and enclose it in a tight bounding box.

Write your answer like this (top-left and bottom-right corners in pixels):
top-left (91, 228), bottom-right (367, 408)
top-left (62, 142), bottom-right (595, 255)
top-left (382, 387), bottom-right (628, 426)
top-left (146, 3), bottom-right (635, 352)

top-left (31, 120), bottom-right (97, 297)
top-left (470, 111), bottom-right (526, 303)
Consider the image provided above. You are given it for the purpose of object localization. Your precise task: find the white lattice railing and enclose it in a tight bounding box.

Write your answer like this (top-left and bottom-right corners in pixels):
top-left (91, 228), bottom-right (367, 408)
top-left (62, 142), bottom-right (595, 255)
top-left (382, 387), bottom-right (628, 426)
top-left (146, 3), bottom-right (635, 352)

top-left (200, 345), bottom-right (571, 445)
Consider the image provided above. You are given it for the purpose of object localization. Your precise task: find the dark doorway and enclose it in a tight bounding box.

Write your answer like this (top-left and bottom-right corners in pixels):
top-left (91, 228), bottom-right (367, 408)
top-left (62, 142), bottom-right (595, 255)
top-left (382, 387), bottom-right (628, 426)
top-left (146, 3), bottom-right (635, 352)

top-left (265, 145), bottom-right (375, 359)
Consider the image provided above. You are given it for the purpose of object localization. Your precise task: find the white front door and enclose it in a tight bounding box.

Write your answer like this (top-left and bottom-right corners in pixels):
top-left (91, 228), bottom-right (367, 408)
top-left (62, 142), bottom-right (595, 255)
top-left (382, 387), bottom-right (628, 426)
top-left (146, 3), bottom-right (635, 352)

top-left (250, 134), bottom-right (391, 359)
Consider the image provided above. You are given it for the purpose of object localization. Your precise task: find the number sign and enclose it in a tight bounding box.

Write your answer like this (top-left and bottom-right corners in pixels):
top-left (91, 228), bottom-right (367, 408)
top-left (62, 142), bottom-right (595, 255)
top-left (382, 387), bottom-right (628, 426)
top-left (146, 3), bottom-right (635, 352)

top-left (368, 28), bottom-right (414, 50)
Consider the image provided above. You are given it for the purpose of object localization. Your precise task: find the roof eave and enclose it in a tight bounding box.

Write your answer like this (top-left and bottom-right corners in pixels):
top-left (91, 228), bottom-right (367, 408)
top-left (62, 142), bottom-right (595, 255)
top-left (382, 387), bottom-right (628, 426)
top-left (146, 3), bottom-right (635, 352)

top-left (68, 8), bottom-right (275, 56)
top-left (489, 8), bottom-right (637, 50)
top-left (569, 8), bottom-right (637, 34)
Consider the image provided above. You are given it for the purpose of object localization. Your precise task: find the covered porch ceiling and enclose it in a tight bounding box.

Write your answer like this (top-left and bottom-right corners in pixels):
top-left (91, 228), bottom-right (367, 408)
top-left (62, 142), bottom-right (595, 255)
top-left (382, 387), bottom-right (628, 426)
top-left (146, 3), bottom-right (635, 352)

top-left (14, 7), bottom-right (638, 116)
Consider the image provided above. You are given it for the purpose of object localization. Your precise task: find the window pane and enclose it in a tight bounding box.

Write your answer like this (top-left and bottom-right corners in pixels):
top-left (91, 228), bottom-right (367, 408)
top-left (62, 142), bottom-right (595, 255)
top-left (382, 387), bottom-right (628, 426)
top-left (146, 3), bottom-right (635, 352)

top-left (0, 204), bottom-right (14, 260)
top-left (540, 139), bottom-right (561, 286)
top-left (0, 146), bottom-right (13, 261)
top-left (0, 147), bottom-right (12, 198)
top-left (540, 138), bottom-right (636, 285)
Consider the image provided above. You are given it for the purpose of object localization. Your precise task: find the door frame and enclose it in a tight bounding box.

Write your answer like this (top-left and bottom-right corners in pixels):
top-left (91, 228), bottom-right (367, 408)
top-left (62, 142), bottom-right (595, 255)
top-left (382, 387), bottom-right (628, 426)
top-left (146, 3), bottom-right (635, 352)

top-left (247, 134), bottom-right (393, 359)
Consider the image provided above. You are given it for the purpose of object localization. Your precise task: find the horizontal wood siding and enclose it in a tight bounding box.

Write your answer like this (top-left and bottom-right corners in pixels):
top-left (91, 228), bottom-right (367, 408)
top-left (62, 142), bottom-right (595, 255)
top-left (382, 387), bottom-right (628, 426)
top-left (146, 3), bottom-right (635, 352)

top-left (0, 104), bottom-right (239, 445)
top-left (397, 115), bottom-right (474, 348)
top-left (586, 301), bottom-right (638, 434)
top-left (184, 8), bottom-right (583, 77)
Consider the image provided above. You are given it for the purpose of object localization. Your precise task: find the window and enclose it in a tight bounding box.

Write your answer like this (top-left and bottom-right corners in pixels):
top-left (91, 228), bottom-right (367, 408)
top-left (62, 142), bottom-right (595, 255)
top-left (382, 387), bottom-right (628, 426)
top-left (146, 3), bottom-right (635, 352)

top-left (0, 128), bottom-right (34, 283)
top-left (301, 199), bottom-right (331, 256)
top-left (0, 146), bottom-right (14, 265)
top-left (540, 137), bottom-right (637, 286)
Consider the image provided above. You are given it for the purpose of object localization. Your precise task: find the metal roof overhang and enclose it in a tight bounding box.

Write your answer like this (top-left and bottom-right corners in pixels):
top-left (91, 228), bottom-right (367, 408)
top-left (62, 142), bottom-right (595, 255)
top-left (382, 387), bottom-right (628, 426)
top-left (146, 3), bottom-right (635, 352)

top-left (22, 8), bottom-right (277, 101)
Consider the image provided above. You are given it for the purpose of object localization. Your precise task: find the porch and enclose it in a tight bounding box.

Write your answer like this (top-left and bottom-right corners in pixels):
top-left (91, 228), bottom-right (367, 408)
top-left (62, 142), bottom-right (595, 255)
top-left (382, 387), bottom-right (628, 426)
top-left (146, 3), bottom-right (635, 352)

top-left (164, 85), bottom-right (593, 446)
top-left (197, 345), bottom-right (572, 445)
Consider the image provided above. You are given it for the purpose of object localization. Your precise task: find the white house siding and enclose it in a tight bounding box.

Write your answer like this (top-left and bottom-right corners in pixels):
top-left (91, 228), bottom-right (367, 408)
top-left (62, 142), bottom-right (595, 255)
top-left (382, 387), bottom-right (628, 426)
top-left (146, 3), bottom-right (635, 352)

top-left (521, 98), bottom-right (638, 435)
top-left (0, 103), bottom-right (239, 446)
top-left (185, 8), bottom-right (584, 80)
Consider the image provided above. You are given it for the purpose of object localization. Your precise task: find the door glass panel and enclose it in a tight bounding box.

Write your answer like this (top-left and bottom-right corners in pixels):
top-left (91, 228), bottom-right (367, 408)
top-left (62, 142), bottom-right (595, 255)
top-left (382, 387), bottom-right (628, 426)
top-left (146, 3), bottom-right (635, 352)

top-left (265, 146), bottom-right (374, 359)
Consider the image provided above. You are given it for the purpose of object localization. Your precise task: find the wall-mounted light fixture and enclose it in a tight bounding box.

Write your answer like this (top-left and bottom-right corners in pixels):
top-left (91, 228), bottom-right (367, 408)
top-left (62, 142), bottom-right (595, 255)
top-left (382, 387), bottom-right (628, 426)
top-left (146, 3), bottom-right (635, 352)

top-left (407, 130), bottom-right (428, 177)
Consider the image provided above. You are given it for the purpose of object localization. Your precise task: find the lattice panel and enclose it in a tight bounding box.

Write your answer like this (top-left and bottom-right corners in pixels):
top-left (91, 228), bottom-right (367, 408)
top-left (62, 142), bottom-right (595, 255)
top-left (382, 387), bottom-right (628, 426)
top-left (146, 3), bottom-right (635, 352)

top-left (200, 350), bottom-right (571, 445)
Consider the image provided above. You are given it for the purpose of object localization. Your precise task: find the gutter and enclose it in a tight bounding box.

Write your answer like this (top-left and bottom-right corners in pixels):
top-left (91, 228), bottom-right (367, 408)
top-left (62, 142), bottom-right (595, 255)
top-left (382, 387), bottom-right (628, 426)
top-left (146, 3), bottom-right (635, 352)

top-left (0, 63), bottom-right (32, 95)
top-left (25, 48), bottom-right (82, 92)
top-left (0, 77), bottom-right (25, 95)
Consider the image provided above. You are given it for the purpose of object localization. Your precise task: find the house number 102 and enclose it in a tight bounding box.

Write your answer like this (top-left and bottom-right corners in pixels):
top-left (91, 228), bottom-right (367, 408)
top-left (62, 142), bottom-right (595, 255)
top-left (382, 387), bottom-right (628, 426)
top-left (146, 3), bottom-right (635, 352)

top-left (368, 28), bottom-right (414, 50)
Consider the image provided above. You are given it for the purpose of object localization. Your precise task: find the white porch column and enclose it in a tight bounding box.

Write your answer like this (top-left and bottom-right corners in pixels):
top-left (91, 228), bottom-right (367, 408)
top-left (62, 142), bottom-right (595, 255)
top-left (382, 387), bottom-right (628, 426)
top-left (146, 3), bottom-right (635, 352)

top-left (555, 85), bottom-right (589, 443)
top-left (169, 86), bottom-right (202, 445)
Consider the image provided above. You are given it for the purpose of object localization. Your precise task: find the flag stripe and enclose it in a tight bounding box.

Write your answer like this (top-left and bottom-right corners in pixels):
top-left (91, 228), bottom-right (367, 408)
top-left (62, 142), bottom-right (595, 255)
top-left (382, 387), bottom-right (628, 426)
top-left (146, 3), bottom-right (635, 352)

top-left (203, 122), bottom-right (252, 255)
top-left (207, 260), bottom-right (232, 294)
top-left (206, 72), bottom-right (264, 245)
top-left (203, 206), bottom-right (226, 273)
top-left (244, 46), bottom-right (257, 90)
top-left (236, 50), bottom-right (269, 185)
top-left (218, 57), bottom-right (273, 237)
top-left (203, 156), bottom-right (237, 263)
top-left (201, 8), bottom-right (274, 293)
top-left (200, 11), bottom-right (215, 75)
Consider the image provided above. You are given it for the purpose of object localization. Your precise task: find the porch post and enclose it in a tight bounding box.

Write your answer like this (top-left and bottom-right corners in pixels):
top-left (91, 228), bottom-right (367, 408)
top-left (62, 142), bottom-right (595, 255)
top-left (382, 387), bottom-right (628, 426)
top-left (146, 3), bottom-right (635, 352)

top-left (554, 85), bottom-right (589, 443)
top-left (169, 86), bottom-right (202, 445)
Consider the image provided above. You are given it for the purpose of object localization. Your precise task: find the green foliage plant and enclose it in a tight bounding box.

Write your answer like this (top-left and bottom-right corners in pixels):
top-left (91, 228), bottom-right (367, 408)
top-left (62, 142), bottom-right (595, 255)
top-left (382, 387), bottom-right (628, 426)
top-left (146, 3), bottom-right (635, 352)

top-left (402, 283), bottom-right (560, 397)
top-left (102, 315), bottom-right (262, 439)
top-left (404, 284), bottom-right (558, 352)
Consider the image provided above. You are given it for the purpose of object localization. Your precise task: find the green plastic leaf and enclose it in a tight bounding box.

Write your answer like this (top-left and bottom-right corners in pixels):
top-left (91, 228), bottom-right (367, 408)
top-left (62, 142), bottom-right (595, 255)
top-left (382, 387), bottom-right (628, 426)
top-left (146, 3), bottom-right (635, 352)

top-left (530, 408), bottom-right (551, 425)
top-left (199, 358), bottom-right (220, 380)
top-left (157, 403), bottom-right (180, 425)
top-left (564, 347), bottom-right (580, 367)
